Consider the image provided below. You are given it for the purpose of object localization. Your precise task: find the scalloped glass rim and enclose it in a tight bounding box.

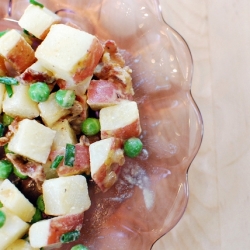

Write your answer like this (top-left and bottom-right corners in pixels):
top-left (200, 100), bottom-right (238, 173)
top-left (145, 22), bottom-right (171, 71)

top-left (0, 0), bottom-right (203, 249)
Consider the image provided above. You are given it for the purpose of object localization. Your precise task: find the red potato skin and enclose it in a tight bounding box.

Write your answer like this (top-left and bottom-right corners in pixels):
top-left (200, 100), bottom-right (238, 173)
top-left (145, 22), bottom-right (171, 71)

top-left (87, 79), bottom-right (132, 110)
top-left (48, 213), bottom-right (84, 244)
top-left (92, 138), bottom-right (125, 192)
top-left (72, 38), bottom-right (103, 84)
top-left (56, 143), bottom-right (90, 176)
top-left (101, 119), bottom-right (142, 140)
top-left (6, 37), bottom-right (36, 73)
top-left (49, 139), bottom-right (90, 176)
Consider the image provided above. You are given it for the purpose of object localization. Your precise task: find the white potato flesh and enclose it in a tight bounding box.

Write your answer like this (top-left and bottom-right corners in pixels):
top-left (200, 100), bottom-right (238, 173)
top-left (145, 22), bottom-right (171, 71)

top-left (35, 24), bottom-right (97, 84)
top-left (18, 4), bottom-right (61, 40)
top-left (89, 137), bottom-right (113, 175)
top-left (99, 100), bottom-right (141, 140)
top-left (0, 29), bottom-right (35, 73)
top-left (38, 92), bottom-right (71, 128)
top-left (29, 213), bottom-right (83, 248)
top-left (0, 207), bottom-right (29, 249)
top-left (8, 119), bottom-right (56, 164)
top-left (2, 84), bottom-right (39, 119)
top-left (43, 175), bottom-right (91, 216)
top-left (0, 179), bottom-right (35, 222)
top-left (5, 239), bottom-right (39, 250)
top-left (66, 75), bottom-right (92, 96)
top-left (28, 219), bottom-right (50, 248)
top-left (100, 101), bottom-right (140, 131)
top-left (51, 119), bottom-right (77, 151)
top-left (0, 30), bottom-right (21, 58)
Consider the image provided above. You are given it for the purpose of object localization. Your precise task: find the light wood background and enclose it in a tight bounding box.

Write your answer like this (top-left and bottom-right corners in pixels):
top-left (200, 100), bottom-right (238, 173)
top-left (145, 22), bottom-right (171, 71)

top-left (153, 0), bottom-right (250, 249)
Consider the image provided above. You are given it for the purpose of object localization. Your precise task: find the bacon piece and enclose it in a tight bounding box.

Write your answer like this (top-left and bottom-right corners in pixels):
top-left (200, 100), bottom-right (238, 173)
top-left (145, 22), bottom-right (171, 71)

top-left (17, 68), bottom-right (56, 85)
top-left (6, 153), bottom-right (45, 189)
top-left (0, 117), bottom-right (22, 146)
top-left (68, 95), bottom-right (88, 135)
top-left (87, 79), bottom-right (132, 110)
top-left (94, 40), bottom-right (134, 95)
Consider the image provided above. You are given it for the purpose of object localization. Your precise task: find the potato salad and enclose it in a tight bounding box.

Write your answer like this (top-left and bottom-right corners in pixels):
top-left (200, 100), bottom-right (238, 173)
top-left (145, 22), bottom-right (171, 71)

top-left (0, 1), bottom-right (143, 249)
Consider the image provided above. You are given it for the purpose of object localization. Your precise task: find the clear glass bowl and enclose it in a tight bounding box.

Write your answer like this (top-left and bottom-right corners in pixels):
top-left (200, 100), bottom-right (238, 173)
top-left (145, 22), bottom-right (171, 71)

top-left (0, 0), bottom-right (203, 249)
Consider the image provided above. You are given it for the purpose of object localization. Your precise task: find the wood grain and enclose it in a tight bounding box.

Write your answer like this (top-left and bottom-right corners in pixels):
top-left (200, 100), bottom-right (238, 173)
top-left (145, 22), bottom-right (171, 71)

top-left (153, 0), bottom-right (250, 249)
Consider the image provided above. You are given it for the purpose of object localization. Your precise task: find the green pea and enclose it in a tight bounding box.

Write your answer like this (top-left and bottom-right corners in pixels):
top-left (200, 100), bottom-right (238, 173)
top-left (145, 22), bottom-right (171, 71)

top-left (0, 160), bottom-right (13, 179)
top-left (81, 118), bottom-right (100, 136)
top-left (55, 90), bottom-right (75, 108)
top-left (36, 195), bottom-right (45, 212)
top-left (2, 113), bottom-right (14, 126)
top-left (30, 208), bottom-right (42, 224)
top-left (124, 137), bottom-right (143, 158)
top-left (0, 201), bottom-right (3, 208)
top-left (28, 82), bottom-right (50, 102)
top-left (60, 230), bottom-right (80, 243)
top-left (71, 244), bottom-right (89, 250)
top-left (0, 210), bottom-right (6, 228)
top-left (13, 167), bottom-right (28, 179)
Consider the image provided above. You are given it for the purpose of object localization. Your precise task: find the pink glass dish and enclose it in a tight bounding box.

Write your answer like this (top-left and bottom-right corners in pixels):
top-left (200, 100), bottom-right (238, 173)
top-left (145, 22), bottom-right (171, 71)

top-left (0, 0), bottom-right (203, 249)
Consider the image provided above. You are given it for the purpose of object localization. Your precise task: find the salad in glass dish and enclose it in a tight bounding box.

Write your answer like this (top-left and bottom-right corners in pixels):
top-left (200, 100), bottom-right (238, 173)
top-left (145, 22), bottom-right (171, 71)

top-left (0, 0), bottom-right (203, 249)
top-left (0, 1), bottom-right (143, 249)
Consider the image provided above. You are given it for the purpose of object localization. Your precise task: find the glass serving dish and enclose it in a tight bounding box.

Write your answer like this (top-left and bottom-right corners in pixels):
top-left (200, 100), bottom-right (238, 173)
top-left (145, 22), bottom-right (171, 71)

top-left (0, 0), bottom-right (203, 249)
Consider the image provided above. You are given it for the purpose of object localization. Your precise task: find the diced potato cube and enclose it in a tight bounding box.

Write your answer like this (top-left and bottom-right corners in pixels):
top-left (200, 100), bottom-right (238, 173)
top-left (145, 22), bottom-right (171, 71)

top-left (0, 29), bottom-right (36, 73)
top-left (18, 4), bottom-right (61, 40)
top-left (0, 179), bottom-right (35, 222)
top-left (51, 119), bottom-right (77, 151)
top-left (43, 175), bottom-right (91, 216)
top-left (29, 213), bottom-right (83, 248)
top-left (0, 207), bottom-right (29, 250)
top-left (2, 84), bottom-right (39, 119)
top-left (100, 100), bottom-right (141, 140)
top-left (6, 239), bottom-right (39, 250)
top-left (89, 137), bottom-right (125, 192)
top-left (8, 119), bottom-right (56, 164)
top-left (38, 92), bottom-right (71, 128)
top-left (35, 24), bottom-right (103, 87)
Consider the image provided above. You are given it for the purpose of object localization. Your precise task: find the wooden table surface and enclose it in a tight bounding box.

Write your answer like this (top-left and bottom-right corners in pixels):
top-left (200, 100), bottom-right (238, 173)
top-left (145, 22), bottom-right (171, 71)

top-left (153, 0), bottom-right (250, 249)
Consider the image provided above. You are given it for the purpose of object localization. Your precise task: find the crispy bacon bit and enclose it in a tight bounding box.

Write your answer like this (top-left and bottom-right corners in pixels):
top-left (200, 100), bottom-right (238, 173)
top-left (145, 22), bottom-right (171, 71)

top-left (68, 96), bottom-right (88, 135)
top-left (0, 56), bottom-right (8, 76)
top-left (8, 116), bottom-right (22, 133)
top-left (0, 117), bottom-right (22, 146)
top-left (94, 40), bottom-right (134, 96)
top-left (6, 153), bottom-right (46, 189)
top-left (0, 137), bottom-right (10, 146)
top-left (17, 68), bottom-right (56, 85)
